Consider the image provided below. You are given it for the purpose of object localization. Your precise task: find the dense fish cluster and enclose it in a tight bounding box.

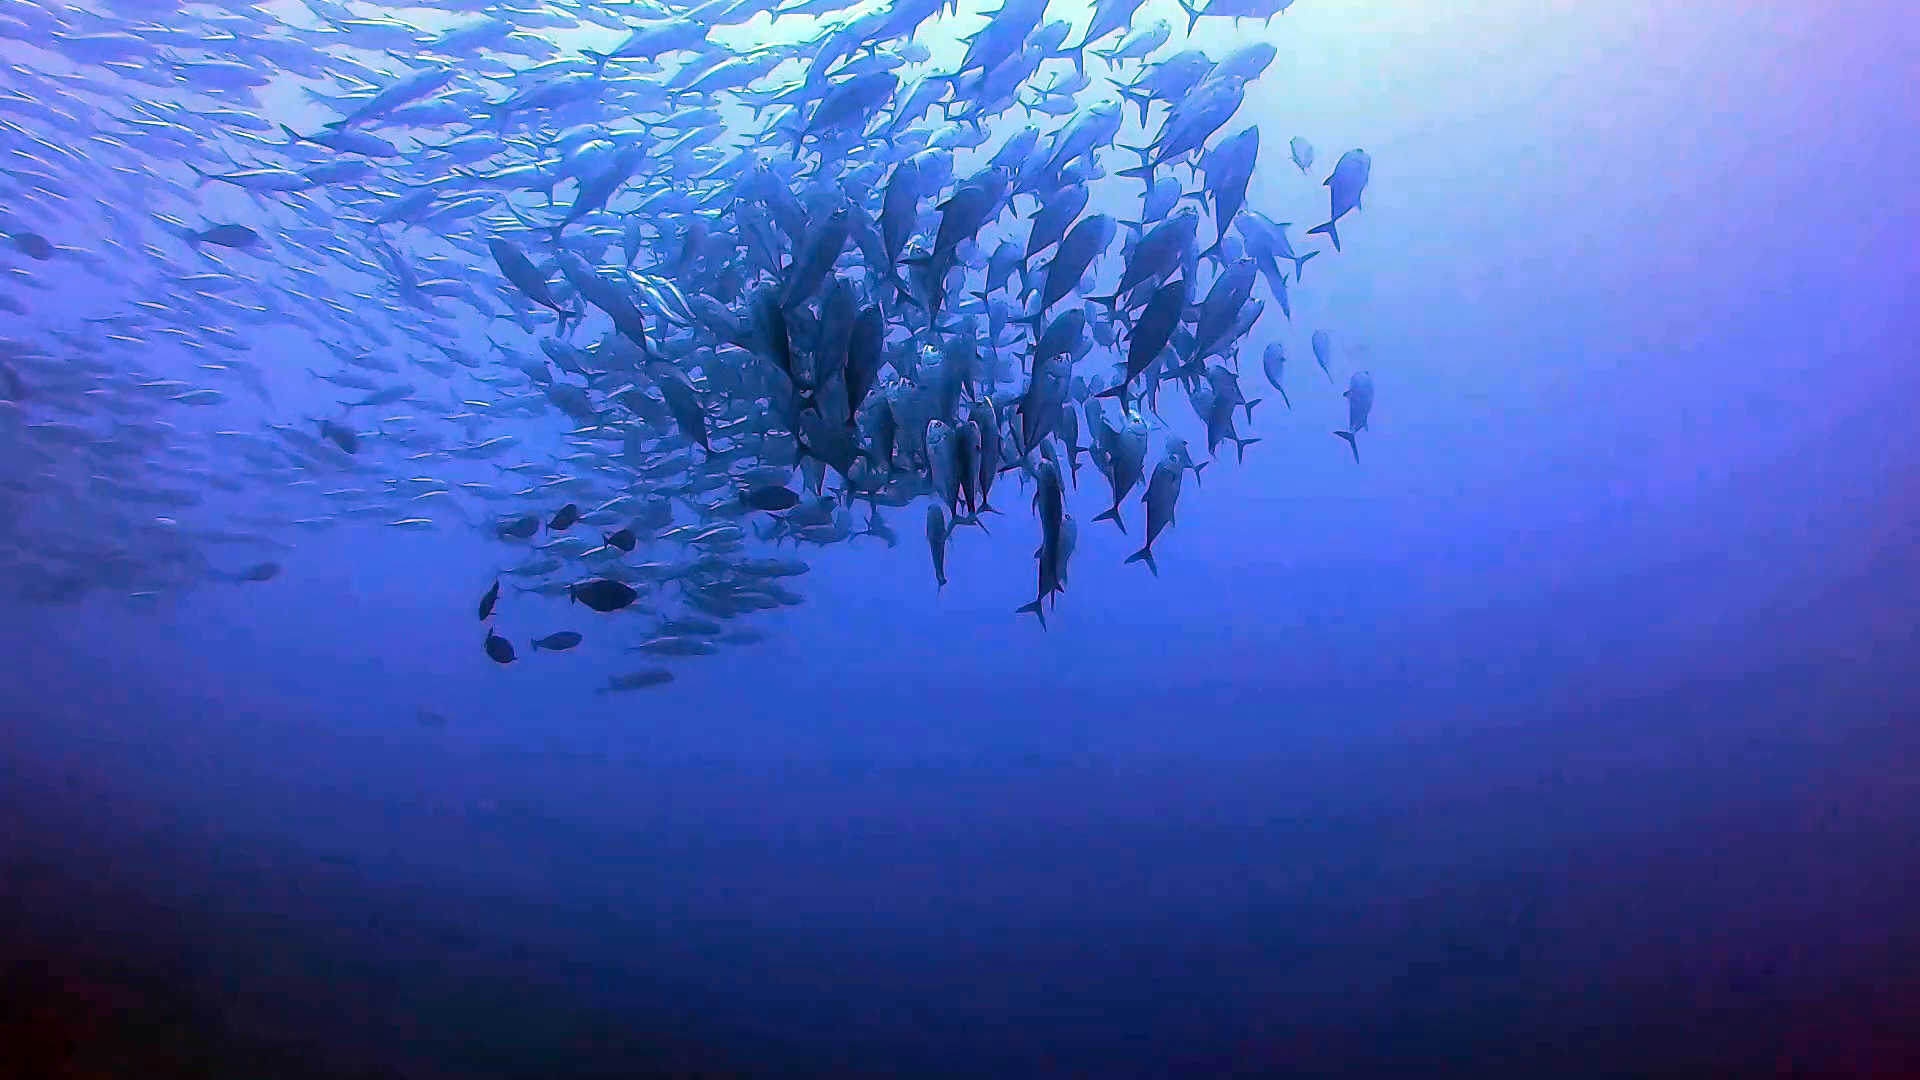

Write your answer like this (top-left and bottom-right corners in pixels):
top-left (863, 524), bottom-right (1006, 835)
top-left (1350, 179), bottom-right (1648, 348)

top-left (0, 0), bottom-right (1377, 682)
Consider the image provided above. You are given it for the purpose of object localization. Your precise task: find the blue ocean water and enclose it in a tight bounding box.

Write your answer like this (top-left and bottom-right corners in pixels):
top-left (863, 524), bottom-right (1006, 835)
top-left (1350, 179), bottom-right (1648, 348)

top-left (2, 1), bottom-right (1917, 1076)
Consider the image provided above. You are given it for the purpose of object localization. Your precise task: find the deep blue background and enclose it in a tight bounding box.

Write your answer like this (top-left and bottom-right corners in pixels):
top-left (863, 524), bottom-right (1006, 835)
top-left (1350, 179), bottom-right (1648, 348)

top-left (4, 1), bottom-right (1919, 1076)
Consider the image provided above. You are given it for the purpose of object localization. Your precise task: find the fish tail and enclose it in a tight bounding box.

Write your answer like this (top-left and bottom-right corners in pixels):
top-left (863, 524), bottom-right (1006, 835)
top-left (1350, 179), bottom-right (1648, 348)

top-left (1243, 398), bottom-right (1261, 424)
top-left (1092, 505), bottom-right (1127, 533)
top-left (186, 163), bottom-right (211, 188)
top-left (1124, 545), bottom-right (1158, 576)
top-left (1014, 598), bottom-right (1048, 629)
top-left (1176, 0), bottom-right (1204, 32)
top-left (1109, 84), bottom-right (1151, 127)
top-left (1305, 219), bottom-right (1341, 252)
top-left (1278, 387), bottom-right (1291, 411)
top-left (1335, 430), bottom-right (1359, 463)
top-left (1233, 436), bottom-right (1261, 464)
top-left (1292, 250), bottom-right (1320, 283)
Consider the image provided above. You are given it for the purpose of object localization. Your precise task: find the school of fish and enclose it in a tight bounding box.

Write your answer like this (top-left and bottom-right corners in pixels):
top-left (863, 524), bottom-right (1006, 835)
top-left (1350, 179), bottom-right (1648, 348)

top-left (0, 0), bottom-right (1377, 688)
